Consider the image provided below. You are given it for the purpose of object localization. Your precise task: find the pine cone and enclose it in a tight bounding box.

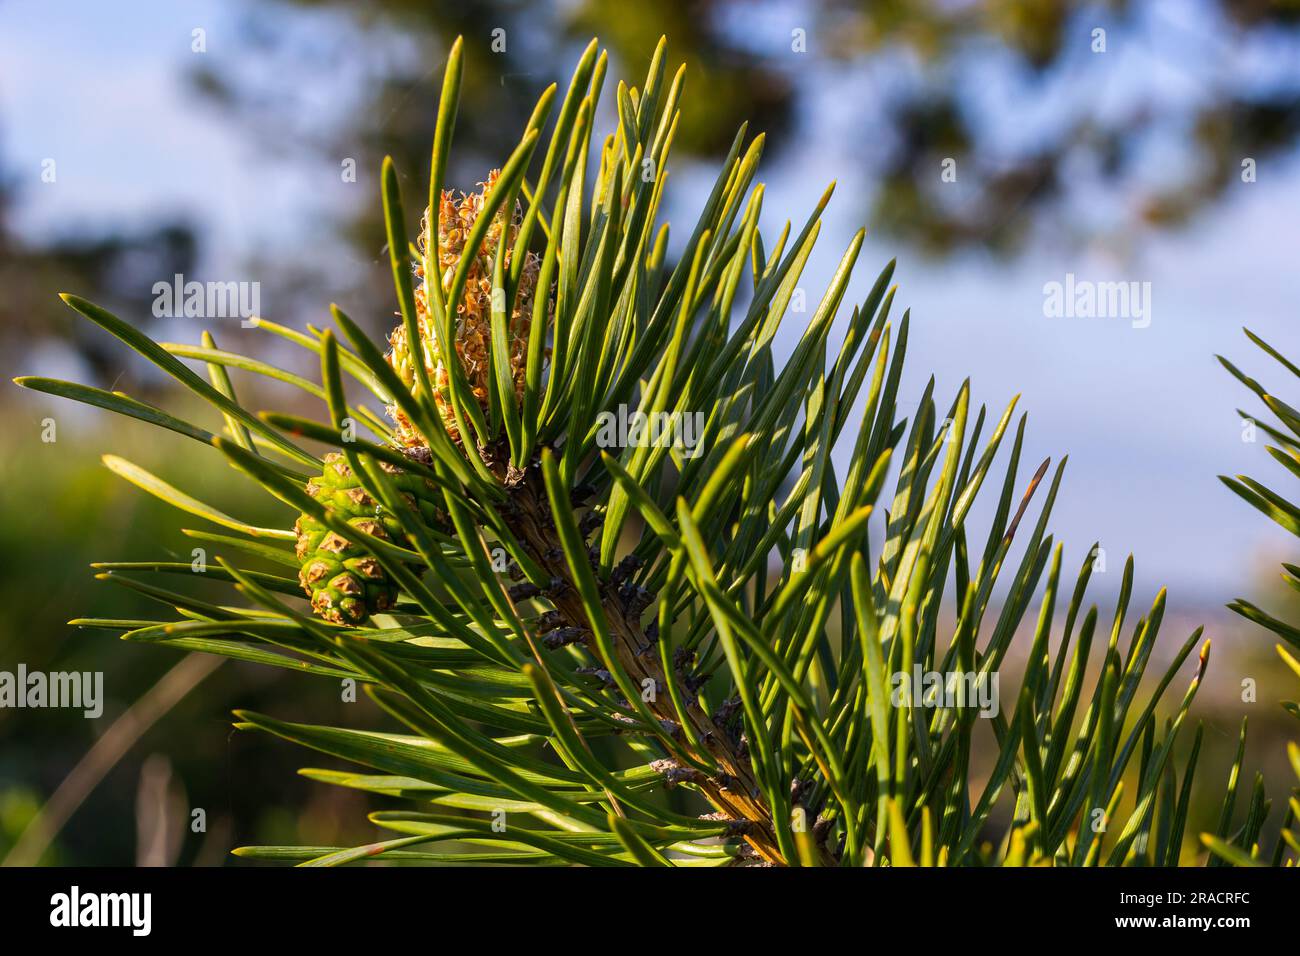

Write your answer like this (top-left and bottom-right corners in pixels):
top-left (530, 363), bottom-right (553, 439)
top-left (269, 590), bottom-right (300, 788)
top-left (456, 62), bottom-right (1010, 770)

top-left (387, 170), bottom-right (539, 447)
top-left (294, 453), bottom-right (444, 625)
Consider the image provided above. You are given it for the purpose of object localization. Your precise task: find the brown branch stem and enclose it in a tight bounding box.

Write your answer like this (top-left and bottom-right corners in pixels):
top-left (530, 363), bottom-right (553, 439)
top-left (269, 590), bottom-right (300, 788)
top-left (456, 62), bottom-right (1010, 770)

top-left (504, 475), bottom-right (786, 864)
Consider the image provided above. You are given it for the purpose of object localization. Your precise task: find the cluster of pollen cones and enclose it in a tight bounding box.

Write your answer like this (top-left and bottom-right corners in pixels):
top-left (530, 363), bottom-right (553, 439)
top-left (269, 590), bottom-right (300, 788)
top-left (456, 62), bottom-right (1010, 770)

top-left (295, 172), bottom-right (543, 625)
top-left (386, 170), bottom-right (540, 448)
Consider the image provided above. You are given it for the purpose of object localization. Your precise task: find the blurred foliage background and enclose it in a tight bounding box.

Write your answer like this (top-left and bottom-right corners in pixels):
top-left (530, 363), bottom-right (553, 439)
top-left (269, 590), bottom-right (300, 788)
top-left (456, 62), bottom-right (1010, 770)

top-left (2, 0), bottom-right (1299, 864)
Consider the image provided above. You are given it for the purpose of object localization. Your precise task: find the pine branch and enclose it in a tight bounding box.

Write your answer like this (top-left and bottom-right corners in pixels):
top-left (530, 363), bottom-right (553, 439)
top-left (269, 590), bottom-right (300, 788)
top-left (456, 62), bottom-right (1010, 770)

top-left (502, 465), bottom-right (787, 863)
top-left (19, 33), bottom-right (1276, 869)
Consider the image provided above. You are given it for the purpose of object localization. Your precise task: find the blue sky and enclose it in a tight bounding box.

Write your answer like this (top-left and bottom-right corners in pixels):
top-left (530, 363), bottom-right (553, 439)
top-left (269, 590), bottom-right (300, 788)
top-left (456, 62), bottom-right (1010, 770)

top-left (3, 0), bottom-right (1297, 612)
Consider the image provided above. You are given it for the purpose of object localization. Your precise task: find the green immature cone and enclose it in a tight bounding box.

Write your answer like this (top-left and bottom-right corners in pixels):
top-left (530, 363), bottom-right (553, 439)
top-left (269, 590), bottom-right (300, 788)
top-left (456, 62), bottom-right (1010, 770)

top-left (294, 452), bottom-right (445, 625)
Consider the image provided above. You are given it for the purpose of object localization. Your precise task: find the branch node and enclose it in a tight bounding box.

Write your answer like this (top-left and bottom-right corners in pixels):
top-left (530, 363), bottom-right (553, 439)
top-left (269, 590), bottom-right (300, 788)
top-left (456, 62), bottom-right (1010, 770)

top-left (650, 758), bottom-right (704, 788)
top-left (507, 581), bottom-right (541, 601)
top-left (542, 626), bottom-right (589, 650)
